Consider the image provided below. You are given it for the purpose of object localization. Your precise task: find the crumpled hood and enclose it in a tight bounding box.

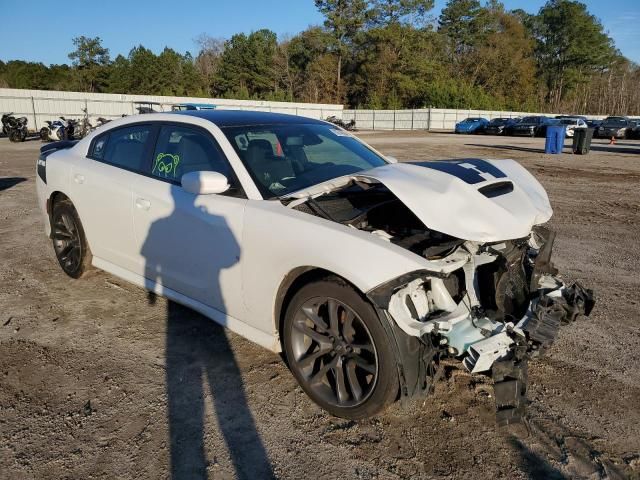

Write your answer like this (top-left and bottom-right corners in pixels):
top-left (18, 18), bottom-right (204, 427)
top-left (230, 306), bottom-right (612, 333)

top-left (353, 159), bottom-right (552, 242)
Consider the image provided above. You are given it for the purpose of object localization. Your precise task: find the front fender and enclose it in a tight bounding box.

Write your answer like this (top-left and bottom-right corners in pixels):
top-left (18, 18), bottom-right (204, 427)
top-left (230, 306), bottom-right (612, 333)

top-left (240, 200), bottom-right (438, 338)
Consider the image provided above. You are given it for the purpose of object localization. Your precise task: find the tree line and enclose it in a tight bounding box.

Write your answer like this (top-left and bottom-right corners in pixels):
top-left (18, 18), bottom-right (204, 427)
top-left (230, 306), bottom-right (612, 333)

top-left (1, 0), bottom-right (638, 115)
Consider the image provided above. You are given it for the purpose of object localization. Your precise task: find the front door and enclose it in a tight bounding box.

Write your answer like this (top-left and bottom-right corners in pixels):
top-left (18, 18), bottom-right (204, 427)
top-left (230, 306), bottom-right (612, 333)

top-left (131, 123), bottom-right (247, 319)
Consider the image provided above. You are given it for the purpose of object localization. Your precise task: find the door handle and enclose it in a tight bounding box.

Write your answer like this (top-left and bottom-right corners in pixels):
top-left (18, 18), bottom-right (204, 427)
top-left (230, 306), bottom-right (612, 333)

top-left (74, 174), bottom-right (85, 184)
top-left (135, 198), bottom-right (151, 210)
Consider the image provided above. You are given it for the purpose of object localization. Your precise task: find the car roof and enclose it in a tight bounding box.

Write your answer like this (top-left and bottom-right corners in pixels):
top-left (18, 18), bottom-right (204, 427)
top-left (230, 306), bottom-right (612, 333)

top-left (174, 109), bottom-right (327, 127)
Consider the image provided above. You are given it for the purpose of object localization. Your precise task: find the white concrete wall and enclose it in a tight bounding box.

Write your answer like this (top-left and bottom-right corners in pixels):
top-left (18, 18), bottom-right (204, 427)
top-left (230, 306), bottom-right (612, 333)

top-left (343, 108), bottom-right (606, 131)
top-left (0, 88), bottom-right (343, 132)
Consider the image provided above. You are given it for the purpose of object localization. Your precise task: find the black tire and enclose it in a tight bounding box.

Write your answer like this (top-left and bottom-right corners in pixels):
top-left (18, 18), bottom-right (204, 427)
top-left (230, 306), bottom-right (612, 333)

top-left (40, 127), bottom-right (50, 142)
top-left (9, 130), bottom-right (20, 142)
top-left (283, 276), bottom-right (398, 419)
top-left (51, 200), bottom-right (92, 278)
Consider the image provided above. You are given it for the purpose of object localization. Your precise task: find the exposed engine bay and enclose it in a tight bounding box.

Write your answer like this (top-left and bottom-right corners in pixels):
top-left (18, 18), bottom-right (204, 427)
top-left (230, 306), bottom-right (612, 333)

top-left (286, 177), bottom-right (594, 425)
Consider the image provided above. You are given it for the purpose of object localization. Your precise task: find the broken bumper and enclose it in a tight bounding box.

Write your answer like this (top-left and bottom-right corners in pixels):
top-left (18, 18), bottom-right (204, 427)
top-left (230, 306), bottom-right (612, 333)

top-left (368, 228), bottom-right (594, 424)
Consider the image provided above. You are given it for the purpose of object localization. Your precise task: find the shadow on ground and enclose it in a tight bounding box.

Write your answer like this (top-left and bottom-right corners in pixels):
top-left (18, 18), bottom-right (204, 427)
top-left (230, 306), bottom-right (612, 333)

top-left (161, 300), bottom-right (274, 479)
top-left (0, 177), bottom-right (27, 191)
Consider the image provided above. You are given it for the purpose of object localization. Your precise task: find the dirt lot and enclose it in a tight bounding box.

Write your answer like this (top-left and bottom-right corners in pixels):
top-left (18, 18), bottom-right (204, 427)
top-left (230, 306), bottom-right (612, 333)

top-left (1, 131), bottom-right (639, 479)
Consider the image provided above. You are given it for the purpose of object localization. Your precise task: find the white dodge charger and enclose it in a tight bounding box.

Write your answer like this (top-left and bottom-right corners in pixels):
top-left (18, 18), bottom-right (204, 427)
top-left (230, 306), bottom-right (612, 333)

top-left (36, 111), bottom-right (593, 423)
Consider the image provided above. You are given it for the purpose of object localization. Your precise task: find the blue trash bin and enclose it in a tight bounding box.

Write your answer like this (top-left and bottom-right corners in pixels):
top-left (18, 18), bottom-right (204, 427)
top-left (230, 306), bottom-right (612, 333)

top-left (545, 126), bottom-right (566, 154)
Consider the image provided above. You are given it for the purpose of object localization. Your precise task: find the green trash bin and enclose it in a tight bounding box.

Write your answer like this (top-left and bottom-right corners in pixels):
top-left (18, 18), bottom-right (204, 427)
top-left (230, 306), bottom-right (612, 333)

top-left (573, 128), bottom-right (594, 154)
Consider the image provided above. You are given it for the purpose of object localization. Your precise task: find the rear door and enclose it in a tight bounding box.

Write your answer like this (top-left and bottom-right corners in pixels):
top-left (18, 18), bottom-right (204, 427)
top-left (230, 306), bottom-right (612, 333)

top-left (69, 124), bottom-right (154, 272)
top-left (131, 122), bottom-right (247, 319)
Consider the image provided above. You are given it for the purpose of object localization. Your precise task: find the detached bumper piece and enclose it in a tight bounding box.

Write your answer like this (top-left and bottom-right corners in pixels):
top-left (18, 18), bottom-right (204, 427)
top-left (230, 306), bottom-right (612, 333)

top-left (491, 282), bottom-right (594, 425)
top-left (524, 282), bottom-right (594, 357)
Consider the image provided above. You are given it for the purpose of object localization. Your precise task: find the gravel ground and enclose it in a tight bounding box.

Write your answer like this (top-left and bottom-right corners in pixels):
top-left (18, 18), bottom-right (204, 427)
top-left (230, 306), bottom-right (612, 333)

top-left (1, 132), bottom-right (639, 479)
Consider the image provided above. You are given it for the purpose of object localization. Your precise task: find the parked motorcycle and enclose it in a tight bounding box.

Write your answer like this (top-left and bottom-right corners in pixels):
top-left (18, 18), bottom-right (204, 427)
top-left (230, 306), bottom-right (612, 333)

top-left (40, 117), bottom-right (70, 142)
top-left (73, 107), bottom-right (93, 139)
top-left (2, 112), bottom-right (16, 136)
top-left (326, 115), bottom-right (357, 131)
top-left (6, 115), bottom-right (29, 142)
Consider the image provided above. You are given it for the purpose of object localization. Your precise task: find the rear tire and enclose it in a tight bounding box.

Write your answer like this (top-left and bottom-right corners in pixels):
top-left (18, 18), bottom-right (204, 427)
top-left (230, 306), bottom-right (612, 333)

top-left (51, 200), bottom-right (92, 278)
top-left (283, 276), bottom-right (398, 419)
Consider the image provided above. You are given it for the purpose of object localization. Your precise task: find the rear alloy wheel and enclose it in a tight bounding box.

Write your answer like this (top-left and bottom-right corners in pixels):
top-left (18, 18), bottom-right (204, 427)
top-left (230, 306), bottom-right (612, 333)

top-left (51, 201), bottom-right (91, 278)
top-left (283, 278), bottom-right (398, 419)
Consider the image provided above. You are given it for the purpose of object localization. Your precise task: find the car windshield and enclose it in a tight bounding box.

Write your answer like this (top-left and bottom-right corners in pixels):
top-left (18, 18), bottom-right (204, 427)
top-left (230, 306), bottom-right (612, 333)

top-left (463, 118), bottom-right (482, 122)
top-left (222, 123), bottom-right (388, 198)
top-left (559, 119), bottom-right (578, 125)
top-left (603, 118), bottom-right (628, 126)
top-left (489, 118), bottom-right (509, 125)
top-left (521, 116), bottom-right (542, 124)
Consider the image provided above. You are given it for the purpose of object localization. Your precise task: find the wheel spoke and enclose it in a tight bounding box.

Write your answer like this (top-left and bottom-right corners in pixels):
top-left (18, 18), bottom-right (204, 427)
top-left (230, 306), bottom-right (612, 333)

top-left (327, 298), bottom-right (340, 335)
top-left (333, 362), bottom-right (349, 404)
top-left (54, 221), bottom-right (70, 235)
top-left (293, 322), bottom-right (331, 346)
top-left (297, 346), bottom-right (331, 369)
top-left (310, 357), bottom-right (337, 385)
top-left (352, 354), bottom-right (376, 374)
top-left (59, 243), bottom-right (74, 259)
top-left (61, 214), bottom-right (75, 235)
top-left (53, 230), bottom-right (73, 240)
top-left (346, 359), bottom-right (363, 401)
top-left (342, 310), bottom-right (356, 341)
top-left (302, 305), bottom-right (328, 332)
top-left (350, 343), bottom-right (374, 353)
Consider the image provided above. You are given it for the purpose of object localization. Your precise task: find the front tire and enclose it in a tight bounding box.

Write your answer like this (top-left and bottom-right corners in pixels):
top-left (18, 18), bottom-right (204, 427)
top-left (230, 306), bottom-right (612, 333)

top-left (51, 200), bottom-right (92, 278)
top-left (283, 277), bottom-right (398, 419)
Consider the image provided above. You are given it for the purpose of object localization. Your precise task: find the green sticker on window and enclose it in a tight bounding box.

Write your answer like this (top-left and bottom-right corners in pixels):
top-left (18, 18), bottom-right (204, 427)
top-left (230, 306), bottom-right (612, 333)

top-left (153, 153), bottom-right (180, 178)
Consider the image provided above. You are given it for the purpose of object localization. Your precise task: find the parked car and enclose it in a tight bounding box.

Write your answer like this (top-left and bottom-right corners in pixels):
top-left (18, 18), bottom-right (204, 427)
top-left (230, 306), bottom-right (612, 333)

top-left (506, 116), bottom-right (551, 137)
top-left (557, 117), bottom-right (588, 138)
top-left (555, 115), bottom-right (588, 122)
top-left (454, 117), bottom-right (489, 134)
top-left (171, 103), bottom-right (217, 111)
top-left (483, 117), bottom-right (517, 135)
top-left (35, 110), bottom-right (593, 421)
top-left (586, 119), bottom-right (602, 132)
top-left (597, 116), bottom-right (632, 139)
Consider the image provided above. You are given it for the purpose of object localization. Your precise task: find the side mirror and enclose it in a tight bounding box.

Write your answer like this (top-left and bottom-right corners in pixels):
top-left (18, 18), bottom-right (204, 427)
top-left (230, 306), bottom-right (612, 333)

top-left (181, 171), bottom-right (230, 195)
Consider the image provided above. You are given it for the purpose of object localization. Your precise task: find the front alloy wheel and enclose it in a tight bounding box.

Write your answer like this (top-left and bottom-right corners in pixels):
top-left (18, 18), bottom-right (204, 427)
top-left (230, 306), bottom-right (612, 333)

top-left (284, 277), bottom-right (398, 419)
top-left (290, 297), bottom-right (378, 407)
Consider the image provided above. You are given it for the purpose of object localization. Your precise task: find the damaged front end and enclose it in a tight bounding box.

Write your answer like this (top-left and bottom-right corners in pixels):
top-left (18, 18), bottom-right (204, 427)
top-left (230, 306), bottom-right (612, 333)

top-left (367, 226), bottom-right (594, 425)
top-left (284, 160), bottom-right (594, 424)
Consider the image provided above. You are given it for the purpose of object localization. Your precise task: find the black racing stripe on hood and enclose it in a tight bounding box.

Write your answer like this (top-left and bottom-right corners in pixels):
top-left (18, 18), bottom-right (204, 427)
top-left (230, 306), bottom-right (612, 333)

top-left (412, 159), bottom-right (507, 184)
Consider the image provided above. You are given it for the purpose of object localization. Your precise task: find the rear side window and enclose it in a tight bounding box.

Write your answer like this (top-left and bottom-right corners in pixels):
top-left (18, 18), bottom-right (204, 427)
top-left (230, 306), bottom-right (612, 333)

top-left (150, 125), bottom-right (232, 181)
top-left (101, 125), bottom-right (152, 172)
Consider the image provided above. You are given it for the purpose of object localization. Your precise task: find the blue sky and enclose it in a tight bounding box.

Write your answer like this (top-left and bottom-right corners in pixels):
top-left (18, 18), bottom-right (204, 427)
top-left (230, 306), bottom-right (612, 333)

top-left (1, 0), bottom-right (638, 64)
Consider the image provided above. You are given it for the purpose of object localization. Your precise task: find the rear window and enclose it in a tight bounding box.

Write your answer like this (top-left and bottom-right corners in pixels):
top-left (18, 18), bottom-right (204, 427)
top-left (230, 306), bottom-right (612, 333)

top-left (101, 125), bottom-right (152, 173)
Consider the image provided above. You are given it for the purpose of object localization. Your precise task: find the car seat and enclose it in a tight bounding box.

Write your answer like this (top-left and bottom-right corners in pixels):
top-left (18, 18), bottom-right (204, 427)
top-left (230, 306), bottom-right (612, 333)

top-left (246, 139), bottom-right (295, 189)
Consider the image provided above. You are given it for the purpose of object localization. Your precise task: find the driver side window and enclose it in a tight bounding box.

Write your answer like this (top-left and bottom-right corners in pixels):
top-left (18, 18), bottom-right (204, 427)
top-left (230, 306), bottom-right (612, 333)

top-left (150, 125), bottom-right (233, 181)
